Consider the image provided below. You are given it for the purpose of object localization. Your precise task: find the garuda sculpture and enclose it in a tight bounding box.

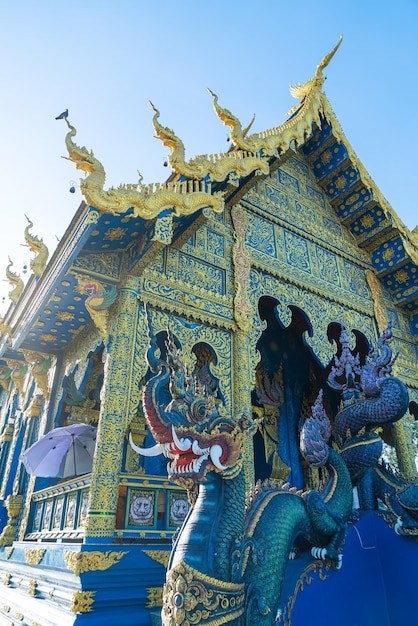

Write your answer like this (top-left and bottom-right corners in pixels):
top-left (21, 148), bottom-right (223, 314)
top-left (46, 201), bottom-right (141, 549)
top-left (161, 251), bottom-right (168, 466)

top-left (130, 319), bottom-right (410, 625)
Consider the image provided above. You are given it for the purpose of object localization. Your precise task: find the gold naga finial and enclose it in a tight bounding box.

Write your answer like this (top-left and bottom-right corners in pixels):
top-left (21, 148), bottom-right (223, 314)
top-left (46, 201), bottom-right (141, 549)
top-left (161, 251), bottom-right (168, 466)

top-left (5, 258), bottom-right (24, 304)
top-left (23, 215), bottom-right (49, 277)
top-left (61, 117), bottom-right (225, 217)
top-left (209, 36), bottom-right (343, 158)
top-left (289, 35), bottom-right (343, 101)
top-left (150, 100), bottom-right (269, 183)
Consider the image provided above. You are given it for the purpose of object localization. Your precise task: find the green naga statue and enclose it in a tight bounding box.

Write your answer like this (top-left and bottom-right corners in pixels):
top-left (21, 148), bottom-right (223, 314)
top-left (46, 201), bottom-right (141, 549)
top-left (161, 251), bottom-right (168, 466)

top-left (130, 317), bottom-right (410, 625)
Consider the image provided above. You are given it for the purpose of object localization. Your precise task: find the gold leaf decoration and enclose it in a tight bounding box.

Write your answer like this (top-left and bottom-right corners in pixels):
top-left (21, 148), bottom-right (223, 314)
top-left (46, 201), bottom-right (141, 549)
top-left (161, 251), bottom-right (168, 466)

top-left (64, 550), bottom-right (128, 576)
top-left (25, 549), bottom-right (46, 566)
top-left (143, 549), bottom-right (170, 568)
top-left (70, 590), bottom-right (95, 614)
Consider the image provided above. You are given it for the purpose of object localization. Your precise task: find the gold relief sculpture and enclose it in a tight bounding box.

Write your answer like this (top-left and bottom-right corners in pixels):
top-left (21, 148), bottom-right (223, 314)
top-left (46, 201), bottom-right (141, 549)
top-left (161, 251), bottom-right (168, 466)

top-left (150, 101), bottom-right (269, 183)
top-left (5, 258), bottom-right (24, 304)
top-left (27, 579), bottom-right (37, 597)
top-left (146, 587), bottom-right (163, 608)
top-left (27, 394), bottom-right (44, 418)
top-left (70, 590), bottom-right (96, 614)
top-left (63, 118), bottom-right (224, 218)
top-left (7, 361), bottom-right (28, 396)
top-left (64, 550), bottom-right (128, 576)
top-left (22, 351), bottom-right (53, 400)
top-left (231, 206), bottom-right (253, 332)
top-left (143, 549), bottom-right (171, 568)
top-left (0, 366), bottom-right (12, 393)
top-left (23, 215), bottom-right (49, 277)
top-left (24, 549), bottom-right (46, 566)
top-left (5, 548), bottom-right (13, 560)
top-left (3, 573), bottom-right (11, 586)
top-left (73, 273), bottom-right (118, 344)
top-left (162, 560), bottom-right (245, 626)
top-left (0, 495), bottom-right (23, 547)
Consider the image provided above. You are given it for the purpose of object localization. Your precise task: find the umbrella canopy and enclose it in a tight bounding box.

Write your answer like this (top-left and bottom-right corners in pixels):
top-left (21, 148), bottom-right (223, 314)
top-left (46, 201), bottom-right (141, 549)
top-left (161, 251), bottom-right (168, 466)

top-left (22, 423), bottom-right (97, 478)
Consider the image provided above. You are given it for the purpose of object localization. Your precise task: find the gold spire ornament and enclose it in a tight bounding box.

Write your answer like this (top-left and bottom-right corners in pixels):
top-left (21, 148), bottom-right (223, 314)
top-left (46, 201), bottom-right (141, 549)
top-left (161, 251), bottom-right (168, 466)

top-left (62, 119), bottom-right (225, 218)
top-left (23, 215), bottom-right (49, 277)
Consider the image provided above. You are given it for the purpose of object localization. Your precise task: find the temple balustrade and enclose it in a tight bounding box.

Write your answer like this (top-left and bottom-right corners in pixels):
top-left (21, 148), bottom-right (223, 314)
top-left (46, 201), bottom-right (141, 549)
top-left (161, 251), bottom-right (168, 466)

top-left (24, 474), bottom-right (188, 543)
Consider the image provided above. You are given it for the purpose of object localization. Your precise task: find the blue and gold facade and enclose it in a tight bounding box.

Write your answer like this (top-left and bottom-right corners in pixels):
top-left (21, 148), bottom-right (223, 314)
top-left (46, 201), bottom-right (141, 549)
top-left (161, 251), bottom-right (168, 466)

top-left (0, 39), bottom-right (416, 625)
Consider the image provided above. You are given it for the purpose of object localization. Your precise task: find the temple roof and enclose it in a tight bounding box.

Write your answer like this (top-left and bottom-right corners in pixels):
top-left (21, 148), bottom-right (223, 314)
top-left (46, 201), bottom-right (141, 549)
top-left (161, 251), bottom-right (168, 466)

top-left (0, 38), bottom-right (416, 361)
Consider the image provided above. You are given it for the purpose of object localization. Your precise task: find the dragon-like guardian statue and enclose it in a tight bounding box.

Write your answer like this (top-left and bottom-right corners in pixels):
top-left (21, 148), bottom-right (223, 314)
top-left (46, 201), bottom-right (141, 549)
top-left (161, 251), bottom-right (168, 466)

top-left (130, 318), bottom-right (362, 625)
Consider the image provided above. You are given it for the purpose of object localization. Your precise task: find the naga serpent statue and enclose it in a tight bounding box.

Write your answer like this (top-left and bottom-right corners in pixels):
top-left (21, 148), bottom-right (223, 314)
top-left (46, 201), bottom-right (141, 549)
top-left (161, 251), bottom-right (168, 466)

top-left (62, 118), bottom-right (225, 219)
top-left (130, 320), bottom-right (410, 625)
top-left (23, 215), bottom-right (49, 277)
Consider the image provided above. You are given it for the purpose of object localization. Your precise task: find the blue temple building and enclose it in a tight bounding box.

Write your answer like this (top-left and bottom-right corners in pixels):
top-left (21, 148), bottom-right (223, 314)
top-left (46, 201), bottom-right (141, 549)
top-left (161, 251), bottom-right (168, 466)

top-left (0, 39), bottom-right (416, 625)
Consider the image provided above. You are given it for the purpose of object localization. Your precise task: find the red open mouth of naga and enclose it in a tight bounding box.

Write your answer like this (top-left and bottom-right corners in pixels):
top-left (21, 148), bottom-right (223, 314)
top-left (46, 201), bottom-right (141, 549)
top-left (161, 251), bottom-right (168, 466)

top-left (129, 425), bottom-right (229, 478)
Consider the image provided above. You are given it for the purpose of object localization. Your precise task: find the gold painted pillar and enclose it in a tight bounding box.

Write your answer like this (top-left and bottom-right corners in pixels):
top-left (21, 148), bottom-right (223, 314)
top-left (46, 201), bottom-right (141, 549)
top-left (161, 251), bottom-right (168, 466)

top-left (392, 419), bottom-right (416, 480)
top-left (84, 276), bottom-right (142, 542)
top-left (231, 206), bottom-right (254, 486)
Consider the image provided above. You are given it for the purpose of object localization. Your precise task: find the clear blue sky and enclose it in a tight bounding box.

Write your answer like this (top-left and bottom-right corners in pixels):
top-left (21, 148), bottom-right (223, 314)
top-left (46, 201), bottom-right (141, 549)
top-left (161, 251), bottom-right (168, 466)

top-left (0, 0), bottom-right (417, 311)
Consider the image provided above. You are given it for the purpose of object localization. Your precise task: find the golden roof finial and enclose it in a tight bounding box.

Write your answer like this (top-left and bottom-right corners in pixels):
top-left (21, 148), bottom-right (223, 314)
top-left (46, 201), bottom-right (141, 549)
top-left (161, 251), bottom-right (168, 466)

top-left (289, 35), bottom-right (343, 101)
top-left (210, 37), bottom-right (343, 158)
top-left (5, 258), bottom-right (24, 304)
top-left (23, 215), bottom-right (49, 277)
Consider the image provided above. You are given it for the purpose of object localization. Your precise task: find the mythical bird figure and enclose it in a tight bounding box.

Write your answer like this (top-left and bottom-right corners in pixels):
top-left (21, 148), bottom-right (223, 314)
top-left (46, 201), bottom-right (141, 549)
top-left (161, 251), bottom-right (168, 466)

top-left (130, 318), bottom-right (359, 625)
top-left (150, 102), bottom-right (269, 184)
top-left (74, 274), bottom-right (117, 344)
top-left (62, 118), bottom-right (224, 218)
top-left (23, 215), bottom-right (49, 277)
top-left (208, 36), bottom-right (343, 158)
top-left (5, 258), bottom-right (24, 304)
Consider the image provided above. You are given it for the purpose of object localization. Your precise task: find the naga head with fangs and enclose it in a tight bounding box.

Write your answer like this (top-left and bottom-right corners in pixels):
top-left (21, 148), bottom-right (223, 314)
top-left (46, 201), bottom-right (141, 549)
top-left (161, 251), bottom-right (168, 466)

top-left (129, 320), bottom-right (250, 490)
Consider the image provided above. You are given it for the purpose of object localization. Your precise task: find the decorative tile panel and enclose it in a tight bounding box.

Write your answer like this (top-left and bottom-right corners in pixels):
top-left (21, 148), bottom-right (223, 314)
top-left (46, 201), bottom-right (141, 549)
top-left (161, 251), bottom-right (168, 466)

top-left (284, 232), bottom-right (311, 273)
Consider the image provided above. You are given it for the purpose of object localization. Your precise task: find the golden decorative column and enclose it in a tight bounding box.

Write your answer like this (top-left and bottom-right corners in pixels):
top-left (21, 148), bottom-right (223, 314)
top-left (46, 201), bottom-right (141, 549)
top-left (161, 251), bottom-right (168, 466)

top-left (231, 205), bottom-right (254, 486)
top-left (84, 276), bottom-right (143, 541)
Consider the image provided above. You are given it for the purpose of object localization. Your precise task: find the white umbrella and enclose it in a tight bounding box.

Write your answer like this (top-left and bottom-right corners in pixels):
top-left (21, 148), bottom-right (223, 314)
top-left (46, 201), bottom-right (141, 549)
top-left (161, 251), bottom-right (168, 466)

top-left (22, 423), bottom-right (97, 478)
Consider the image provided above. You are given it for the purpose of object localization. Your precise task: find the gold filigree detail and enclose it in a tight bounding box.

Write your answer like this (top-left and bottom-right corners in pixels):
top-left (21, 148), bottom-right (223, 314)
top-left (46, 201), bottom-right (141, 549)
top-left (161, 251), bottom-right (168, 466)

top-left (70, 590), bottom-right (96, 614)
top-left (64, 550), bottom-right (128, 576)
top-left (280, 560), bottom-right (333, 626)
top-left (5, 548), bottom-right (14, 560)
top-left (23, 215), bottom-right (49, 277)
top-left (151, 101), bottom-right (269, 183)
top-left (3, 573), bottom-right (11, 586)
top-left (25, 549), bottom-right (46, 566)
top-left (143, 549), bottom-right (170, 568)
top-left (163, 560), bottom-right (245, 626)
top-left (63, 119), bottom-right (224, 219)
top-left (231, 205), bottom-right (252, 332)
top-left (146, 586), bottom-right (163, 608)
